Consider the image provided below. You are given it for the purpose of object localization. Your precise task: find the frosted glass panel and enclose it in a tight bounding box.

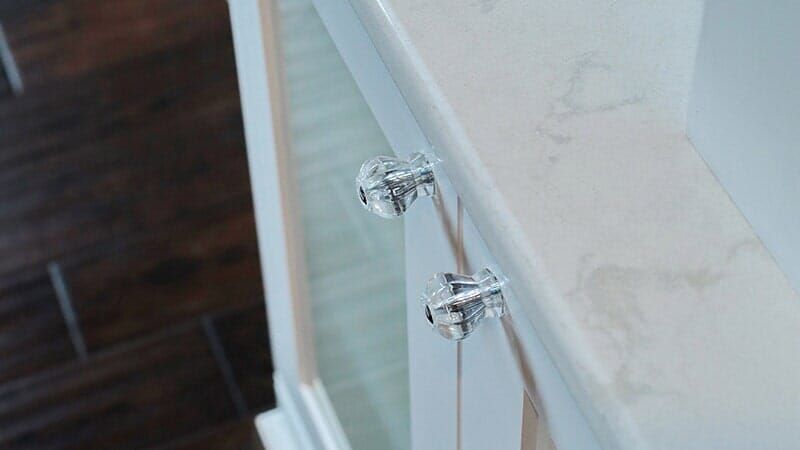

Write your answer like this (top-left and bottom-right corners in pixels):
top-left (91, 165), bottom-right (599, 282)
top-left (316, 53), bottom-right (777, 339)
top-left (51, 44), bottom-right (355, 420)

top-left (275, 0), bottom-right (410, 449)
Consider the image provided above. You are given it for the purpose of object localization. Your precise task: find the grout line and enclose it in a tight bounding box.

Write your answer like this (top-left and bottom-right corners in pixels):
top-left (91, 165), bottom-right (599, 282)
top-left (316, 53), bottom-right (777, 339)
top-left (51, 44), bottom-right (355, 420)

top-left (47, 261), bottom-right (89, 361)
top-left (0, 320), bottom-right (196, 396)
top-left (0, 302), bottom-right (264, 395)
top-left (0, 23), bottom-right (23, 95)
top-left (202, 315), bottom-right (249, 418)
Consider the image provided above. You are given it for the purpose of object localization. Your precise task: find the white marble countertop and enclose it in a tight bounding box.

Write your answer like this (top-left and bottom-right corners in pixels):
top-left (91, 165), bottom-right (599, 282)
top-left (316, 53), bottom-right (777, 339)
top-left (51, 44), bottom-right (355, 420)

top-left (349, 1), bottom-right (800, 449)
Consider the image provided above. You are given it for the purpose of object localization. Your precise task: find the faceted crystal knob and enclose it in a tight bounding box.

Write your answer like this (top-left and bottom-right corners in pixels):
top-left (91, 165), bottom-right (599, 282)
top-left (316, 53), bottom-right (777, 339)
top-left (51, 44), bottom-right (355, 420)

top-left (356, 152), bottom-right (435, 218)
top-left (421, 268), bottom-right (505, 341)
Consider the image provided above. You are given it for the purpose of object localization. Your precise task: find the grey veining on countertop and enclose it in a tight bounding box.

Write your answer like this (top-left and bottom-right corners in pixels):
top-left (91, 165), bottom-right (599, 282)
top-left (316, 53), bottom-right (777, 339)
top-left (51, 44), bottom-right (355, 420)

top-left (348, 1), bottom-right (800, 449)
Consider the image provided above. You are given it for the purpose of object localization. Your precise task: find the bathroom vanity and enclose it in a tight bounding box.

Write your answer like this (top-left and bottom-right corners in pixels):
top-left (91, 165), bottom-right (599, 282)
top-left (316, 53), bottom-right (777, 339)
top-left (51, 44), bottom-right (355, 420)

top-left (228, 0), bottom-right (800, 449)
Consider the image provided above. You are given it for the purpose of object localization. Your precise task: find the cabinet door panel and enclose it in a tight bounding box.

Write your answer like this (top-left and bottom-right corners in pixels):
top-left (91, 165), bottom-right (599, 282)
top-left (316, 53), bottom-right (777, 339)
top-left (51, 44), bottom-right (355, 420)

top-left (404, 167), bottom-right (460, 450)
top-left (460, 215), bottom-right (525, 450)
top-left (461, 212), bottom-right (601, 450)
top-left (260, 0), bottom-right (419, 447)
top-left (310, 2), bottom-right (462, 448)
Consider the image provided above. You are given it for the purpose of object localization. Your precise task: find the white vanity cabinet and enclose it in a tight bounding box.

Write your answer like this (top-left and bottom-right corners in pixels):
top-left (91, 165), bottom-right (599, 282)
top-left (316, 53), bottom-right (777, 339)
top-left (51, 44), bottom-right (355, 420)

top-left (229, 0), bottom-right (800, 449)
top-left (228, 0), bottom-right (598, 449)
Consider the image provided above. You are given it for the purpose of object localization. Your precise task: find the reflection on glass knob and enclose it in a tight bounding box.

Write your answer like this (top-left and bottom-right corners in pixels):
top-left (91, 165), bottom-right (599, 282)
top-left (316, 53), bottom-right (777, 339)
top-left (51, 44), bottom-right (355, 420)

top-left (421, 268), bottom-right (505, 341)
top-left (355, 152), bottom-right (435, 218)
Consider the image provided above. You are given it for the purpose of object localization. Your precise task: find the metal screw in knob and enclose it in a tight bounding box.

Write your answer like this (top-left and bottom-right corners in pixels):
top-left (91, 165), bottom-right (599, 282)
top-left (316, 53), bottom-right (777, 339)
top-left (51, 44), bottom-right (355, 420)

top-left (355, 152), bottom-right (435, 218)
top-left (420, 268), bottom-right (506, 341)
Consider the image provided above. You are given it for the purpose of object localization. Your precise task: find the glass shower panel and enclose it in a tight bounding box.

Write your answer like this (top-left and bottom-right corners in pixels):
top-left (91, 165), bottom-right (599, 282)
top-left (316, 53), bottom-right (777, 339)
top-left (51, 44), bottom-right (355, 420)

top-left (274, 0), bottom-right (410, 449)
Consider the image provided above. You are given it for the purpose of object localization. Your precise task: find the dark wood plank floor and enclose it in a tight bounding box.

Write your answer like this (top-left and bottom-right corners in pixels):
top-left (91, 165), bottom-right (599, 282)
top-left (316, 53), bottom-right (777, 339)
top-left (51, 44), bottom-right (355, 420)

top-left (0, 267), bottom-right (75, 384)
top-left (0, 0), bottom-right (272, 448)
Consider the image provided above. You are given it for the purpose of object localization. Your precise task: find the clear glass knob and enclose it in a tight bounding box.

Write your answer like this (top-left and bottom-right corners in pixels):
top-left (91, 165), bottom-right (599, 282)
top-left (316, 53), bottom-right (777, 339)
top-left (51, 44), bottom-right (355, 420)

top-left (355, 152), bottom-right (435, 218)
top-left (421, 268), bottom-right (505, 341)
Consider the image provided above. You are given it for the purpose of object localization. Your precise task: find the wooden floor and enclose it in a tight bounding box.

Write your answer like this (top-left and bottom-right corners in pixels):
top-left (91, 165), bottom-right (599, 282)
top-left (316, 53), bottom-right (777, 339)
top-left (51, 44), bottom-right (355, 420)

top-left (0, 0), bottom-right (272, 448)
